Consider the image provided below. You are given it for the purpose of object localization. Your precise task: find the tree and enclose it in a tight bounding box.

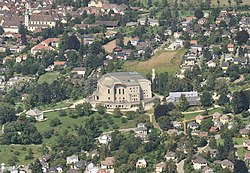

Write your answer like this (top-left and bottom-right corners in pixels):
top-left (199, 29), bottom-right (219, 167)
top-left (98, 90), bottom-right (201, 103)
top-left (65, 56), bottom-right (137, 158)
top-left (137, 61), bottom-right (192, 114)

top-left (0, 26), bottom-right (4, 35)
top-left (19, 23), bottom-right (27, 45)
top-left (235, 30), bottom-right (249, 45)
top-left (82, 102), bottom-right (93, 116)
top-left (231, 91), bottom-right (249, 114)
top-left (96, 104), bottom-right (106, 115)
top-left (158, 116), bottom-right (173, 131)
top-left (0, 102), bottom-right (16, 125)
top-left (177, 94), bottom-right (189, 111)
top-left (234, 159), bottom-right (248, 173)
top-left (30, 159), bottom-right (42, 173)
top-left (194, 9), bottom-right (204, 19)
top-left (159, 7), bottom-right (172, 26)
top-left (209, 136), bottom-right (217, 149)
top-left (218, 92), bottom-right (229, 106)
top-left (49, 117), bottom-right (61, 127)
top-left (200, 91), bottom-right (213, 107)
top-left (200, 118), bottom-right (213, 131)
top-left (113, 107), bottom-right (122, 117)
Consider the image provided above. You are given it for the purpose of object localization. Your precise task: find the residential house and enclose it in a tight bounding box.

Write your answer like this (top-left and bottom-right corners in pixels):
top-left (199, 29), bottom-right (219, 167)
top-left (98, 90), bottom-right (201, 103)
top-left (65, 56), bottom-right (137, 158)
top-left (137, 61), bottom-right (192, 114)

top-left (173, 121), bottom-right (181, 129)
top-left (243, 140), bottom-right (250, 150)
top-left (135, 123), bottom-right (147, 135)
top-left (213, 121), bottom-right (223, 130)
top-left (54, 61), bottom-right (67, 69)
top-left (219, 114), bottom-right (229, 125)
top-left (207, 59), bottom-right (216, 68)
top-left (137, 18), bottom-right (159, 26)
top-left (220, 160), bottom-right (234, 171)
top-left (166, 91), bottom-right (200, 106)
top-left (66, 155), bottom-right (79, 165)
top-left (167, 129), bottom-right (178, 135)
top-left (31, 38), bottom-right (58, 55)
top-left (192, 156), bottom-right (208, 170)
top-left (195, 115), bottom-right (204, 124)
top-left (188, 122), bottom-right (199, 130)
top-left (136, 158), bottom-right (147, 168)
top-left (210, 126), bottom-right (219, 133)
top-left (239, 128), bottom-right (249, 138)
top-left (165, 151), bottom-right (176, 161)
top-left (212, 112), bottom-right (221, 121)
top-left (244, 153), bottom-right (250, 165)
top-left (1, 16), bottom-right (24, 33)
top-left (98, 135), bottom-right (111, 145)
top-left (88, 0), bottom-right (108, 8)
top-left (71, 67), bottom-right (86, 76)
top-left (26, 109), bottom-right (44, 122)
top-left (227, 44), bottom-right (234, 52)
top-left (100, 157), bottom-right (115, 173)
top-left (173, 31), bottom-right (182, 39)
top-left (155, 162), bottom-right (166, 173)
top-left (74, 160), bottom-right (84, 170)
top-left (95, 20), bottom-right (118, 29)
top-left (202, 166), bottom-right (214, 173)
top-left (183, 56), bottom-right (197, 66)
top-left (198, 18), bottom-right (207, 25)
top-left (39, 155), bottom-right (50, 172)
top-left (88, 149), bottom-right (99, 158)
top-left (86, 163), bottom-right (100, 173)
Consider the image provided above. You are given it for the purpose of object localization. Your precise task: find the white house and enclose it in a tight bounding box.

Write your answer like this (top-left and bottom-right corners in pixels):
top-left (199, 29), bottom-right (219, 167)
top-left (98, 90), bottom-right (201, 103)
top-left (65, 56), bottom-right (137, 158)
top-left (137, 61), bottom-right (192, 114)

top-left (26, 109), bottom-right (44, 122)
top-left (66, 155), bottom-right (79, 165)
top-left (192, 156), bottom-right (208, 170)
top-left (98, 135), bottom-right (112, 145)
top-left (136, 158), bottom-right (147, 168)
top-left (71, 67), bottom-right (86, 76)
top-left (155, 162), bottom-right (166, 173)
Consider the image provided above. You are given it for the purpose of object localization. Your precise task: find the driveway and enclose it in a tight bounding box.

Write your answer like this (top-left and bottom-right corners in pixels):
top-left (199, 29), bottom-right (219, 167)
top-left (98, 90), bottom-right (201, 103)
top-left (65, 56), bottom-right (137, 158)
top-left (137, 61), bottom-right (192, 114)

top-left (176, 159), bottom-right (185, 173)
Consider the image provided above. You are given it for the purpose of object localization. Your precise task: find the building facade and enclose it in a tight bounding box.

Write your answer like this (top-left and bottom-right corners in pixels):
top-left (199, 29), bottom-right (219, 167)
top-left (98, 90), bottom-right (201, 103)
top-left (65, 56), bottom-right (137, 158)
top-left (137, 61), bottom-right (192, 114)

top-left (25, 11), bottom-right (56, 32)
top-left (87, 72), bottom-right (154, 109)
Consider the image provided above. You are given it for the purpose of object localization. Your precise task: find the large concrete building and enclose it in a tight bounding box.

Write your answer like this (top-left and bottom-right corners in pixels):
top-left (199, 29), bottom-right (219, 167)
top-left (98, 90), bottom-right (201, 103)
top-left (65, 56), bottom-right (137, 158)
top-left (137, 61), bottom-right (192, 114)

top-left (87, 72), bottom-right (154, 109)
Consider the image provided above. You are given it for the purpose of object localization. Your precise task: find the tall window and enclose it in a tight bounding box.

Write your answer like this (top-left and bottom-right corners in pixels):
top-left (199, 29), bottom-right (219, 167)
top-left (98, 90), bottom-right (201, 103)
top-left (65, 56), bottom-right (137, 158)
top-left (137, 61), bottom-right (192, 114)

top-left (119, 89), bottom-right (121, 94)
top-left (108, 89), bottom-right (110, 94)
top-left (122, 89), bottom-right (125, 95)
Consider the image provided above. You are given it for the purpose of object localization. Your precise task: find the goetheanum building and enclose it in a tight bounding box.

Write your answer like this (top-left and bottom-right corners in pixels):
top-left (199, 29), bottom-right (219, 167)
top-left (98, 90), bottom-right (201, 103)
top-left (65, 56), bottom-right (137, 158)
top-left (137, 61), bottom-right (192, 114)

top-left (87, 72), bottom-right (154, 109)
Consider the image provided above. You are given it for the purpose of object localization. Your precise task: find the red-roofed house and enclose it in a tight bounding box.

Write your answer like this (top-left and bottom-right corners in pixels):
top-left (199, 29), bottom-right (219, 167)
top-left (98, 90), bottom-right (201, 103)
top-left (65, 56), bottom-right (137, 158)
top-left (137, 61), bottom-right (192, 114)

top-left (227, 44), bottom-right (234, 52)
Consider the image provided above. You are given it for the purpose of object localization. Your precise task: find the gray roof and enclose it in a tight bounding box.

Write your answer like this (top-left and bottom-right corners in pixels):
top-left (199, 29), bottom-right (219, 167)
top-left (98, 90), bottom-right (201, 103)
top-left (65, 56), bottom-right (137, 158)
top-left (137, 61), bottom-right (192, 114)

top-left (192, 156), bottom-right (207, 164)
top-left (99, 72), bottom-right (148, 87)
top-left (168, 91), bottom-right (198, 98)
top-left (26, 109), bottom-right (42, 116)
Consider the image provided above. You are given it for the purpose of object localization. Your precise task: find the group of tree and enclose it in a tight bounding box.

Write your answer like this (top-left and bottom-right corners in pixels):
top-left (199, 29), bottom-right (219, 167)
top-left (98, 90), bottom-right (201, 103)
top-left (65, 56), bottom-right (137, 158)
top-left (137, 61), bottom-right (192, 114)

top-left (1, 116), bottom-right (42, 145)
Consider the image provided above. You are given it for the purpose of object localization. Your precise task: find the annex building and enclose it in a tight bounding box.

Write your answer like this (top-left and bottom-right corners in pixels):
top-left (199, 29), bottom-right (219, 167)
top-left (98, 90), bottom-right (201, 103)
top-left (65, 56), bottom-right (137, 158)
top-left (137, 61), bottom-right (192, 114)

top-left (87, 72), bottom-right (154, 109)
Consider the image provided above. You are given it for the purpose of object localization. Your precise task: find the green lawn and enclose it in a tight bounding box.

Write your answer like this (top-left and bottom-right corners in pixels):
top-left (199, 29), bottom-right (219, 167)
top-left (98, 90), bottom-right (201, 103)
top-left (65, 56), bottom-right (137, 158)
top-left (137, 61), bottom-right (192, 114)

top-left (123, 49), bottom-right (186, 75)
top-left (233, 137), bottom-right (248, 145)
top-left (184, 107), bottom-right (223, 120)
top-left (0, 145), bottom-right (42, 165)
top-left (36, 110), bottom-right (149, 146)
top-left (237, 147), bottom-right (250, 159)
top-left (0, 109), bottom-right (149, 164)
top-left (36, 99), bottom-right (75, 111)
top-left (38, 71), bottom-right (60, 84)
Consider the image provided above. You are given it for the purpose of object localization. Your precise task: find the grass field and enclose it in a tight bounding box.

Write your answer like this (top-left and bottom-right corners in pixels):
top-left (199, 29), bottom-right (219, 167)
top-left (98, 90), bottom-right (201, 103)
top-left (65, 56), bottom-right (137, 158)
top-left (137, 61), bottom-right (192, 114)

top-left (184, 107), bottom-right (223, 120)
top-left (210, 0), bottom-right (250, 7)
top-left (36, 99), bottom-right (75, 111)
top-left (0, 110), bottom-right (149, 164)
top-left (103, 37), bottom-right (131, 53)
top-left (38, 71), bottom-right (60, 84)
top-left (0, 145), bottom-right (42, 165)
top-left (36, 110), bottom-right (149, 146)
top-left (123, 49), bottom-right (186, 75)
